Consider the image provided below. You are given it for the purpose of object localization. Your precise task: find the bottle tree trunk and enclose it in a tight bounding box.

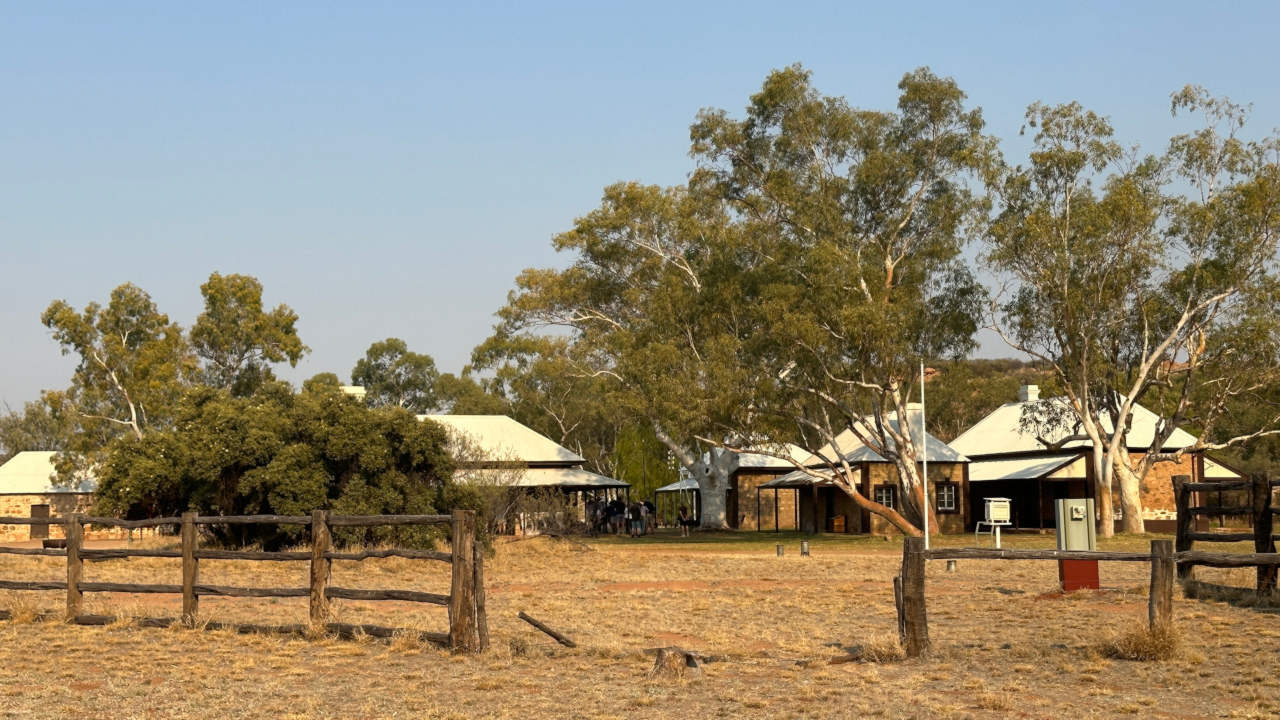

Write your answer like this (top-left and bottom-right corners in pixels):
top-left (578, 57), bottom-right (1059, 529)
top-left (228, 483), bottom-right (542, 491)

top-left (694, 459), bottom-right (731, 530)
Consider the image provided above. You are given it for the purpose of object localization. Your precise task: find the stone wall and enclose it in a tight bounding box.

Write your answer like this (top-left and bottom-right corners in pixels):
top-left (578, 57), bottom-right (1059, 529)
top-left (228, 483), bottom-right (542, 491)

top-left (0, 493), bottom-right (94, 542)
top-left (732, 469), bottom-right (797, 530)
top-left (794, 462), bottom-right (968, 536)
top-left (0, 494), bottom-right (157, 542)
top-left (864, 462), bottom-right (967, 536)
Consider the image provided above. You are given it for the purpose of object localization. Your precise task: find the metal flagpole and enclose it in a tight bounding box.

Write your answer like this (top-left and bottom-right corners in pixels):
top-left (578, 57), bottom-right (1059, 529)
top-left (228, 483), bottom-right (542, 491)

top-left (921, 360), bottom-right (929, 550)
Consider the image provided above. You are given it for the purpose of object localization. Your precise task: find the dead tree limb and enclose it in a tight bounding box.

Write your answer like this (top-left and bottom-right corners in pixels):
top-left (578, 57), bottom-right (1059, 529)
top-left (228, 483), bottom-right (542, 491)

top-left (517, 611), bottom-right (577, 647)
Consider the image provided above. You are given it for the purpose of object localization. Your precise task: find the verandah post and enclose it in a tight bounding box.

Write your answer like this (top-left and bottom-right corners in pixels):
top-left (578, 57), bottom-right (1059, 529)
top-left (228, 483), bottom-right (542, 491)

top-left (65, 514), bottom-right (83, 621)
top-left (449, 509), bottom-right (480, 653)
top-left (897, 536), bottom-right (929, 657)
top-left (1148, 539), bottom-right (1174, 630)
top-left (181, 511), bottom-right (198, 626)
top-left (309, 509), bottom-right (331, 628)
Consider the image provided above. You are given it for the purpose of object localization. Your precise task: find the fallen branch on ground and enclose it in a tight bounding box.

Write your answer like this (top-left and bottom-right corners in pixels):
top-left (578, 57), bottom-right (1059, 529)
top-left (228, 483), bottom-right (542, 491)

top-left (517, 611), bottom-right (577, 647)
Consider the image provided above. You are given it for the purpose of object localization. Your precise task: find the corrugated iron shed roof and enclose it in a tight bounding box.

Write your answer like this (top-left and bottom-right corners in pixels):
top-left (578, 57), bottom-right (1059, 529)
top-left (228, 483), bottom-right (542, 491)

top-left (418, 415), bottom-right (586, 465)
top-left (0, 451), bottom-right (95, 494)
top-left (950, 398), bottom-right (1200, 458)
top-left (967, 454), bottom-right (1082, 483)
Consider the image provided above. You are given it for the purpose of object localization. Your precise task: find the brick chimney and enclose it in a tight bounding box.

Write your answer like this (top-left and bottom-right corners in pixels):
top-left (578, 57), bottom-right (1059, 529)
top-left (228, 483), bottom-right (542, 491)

top-left (1018, 384), bottom-right (1040, 402)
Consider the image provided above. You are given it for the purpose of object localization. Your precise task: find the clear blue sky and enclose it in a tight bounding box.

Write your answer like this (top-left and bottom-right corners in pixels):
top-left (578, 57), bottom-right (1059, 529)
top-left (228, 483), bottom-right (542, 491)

top-left (2, 1), bottom-right (1277, 408)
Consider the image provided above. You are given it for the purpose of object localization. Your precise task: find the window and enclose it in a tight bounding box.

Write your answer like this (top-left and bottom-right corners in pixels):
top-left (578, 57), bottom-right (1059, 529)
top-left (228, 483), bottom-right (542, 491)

top-left (935, 482), bottom-right (958, 513)
top-left (874, 484), bottom-right (897, 510)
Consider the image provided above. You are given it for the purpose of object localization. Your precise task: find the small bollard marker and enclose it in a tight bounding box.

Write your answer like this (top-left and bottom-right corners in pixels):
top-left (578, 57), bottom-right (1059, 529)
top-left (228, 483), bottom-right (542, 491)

top-left (776, 544), bottom-right (783, 557)
top-left (800, 540), bottom-right (810, 557)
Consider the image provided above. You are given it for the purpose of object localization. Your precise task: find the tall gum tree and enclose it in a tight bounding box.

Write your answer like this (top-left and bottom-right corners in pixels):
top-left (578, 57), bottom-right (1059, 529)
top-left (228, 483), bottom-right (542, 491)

top-left (41, 283), bottom-right (196, 482)
top-left (191, 272), bottom-right (307, 396)
top-left (488, 182), bottom-right (754, 528)
top-left (985, 90), bottom-right (1280, 535)
top-left (687, 66), bottom-right (993, 535)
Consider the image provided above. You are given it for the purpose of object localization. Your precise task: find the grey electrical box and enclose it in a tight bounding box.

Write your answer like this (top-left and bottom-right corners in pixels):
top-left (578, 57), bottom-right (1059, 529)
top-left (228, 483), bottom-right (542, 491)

top-left (1055, 498), bottom-right (1096, 551)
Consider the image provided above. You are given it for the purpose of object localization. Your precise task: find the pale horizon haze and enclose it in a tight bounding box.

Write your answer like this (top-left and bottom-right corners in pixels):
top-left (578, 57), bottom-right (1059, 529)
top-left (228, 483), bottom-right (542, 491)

top-left (3, 2), bottom-right (1278, 407)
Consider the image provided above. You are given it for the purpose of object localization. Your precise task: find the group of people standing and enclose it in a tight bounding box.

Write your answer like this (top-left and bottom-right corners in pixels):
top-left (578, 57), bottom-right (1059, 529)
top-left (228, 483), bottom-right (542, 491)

top-left (585, 497), bottom-right (656, 537)
top-left (583, 496), bottom-right (698, 537)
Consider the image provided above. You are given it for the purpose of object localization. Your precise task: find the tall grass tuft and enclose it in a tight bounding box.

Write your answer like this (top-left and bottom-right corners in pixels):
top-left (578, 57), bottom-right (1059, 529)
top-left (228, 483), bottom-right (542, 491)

top-left (1093, 624), bottom-right (1180, 661)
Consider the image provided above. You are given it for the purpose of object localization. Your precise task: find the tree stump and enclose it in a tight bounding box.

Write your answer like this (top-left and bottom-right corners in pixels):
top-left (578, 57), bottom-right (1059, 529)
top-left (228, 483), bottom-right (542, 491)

top-left (646, 646), bottom-right (704, 680)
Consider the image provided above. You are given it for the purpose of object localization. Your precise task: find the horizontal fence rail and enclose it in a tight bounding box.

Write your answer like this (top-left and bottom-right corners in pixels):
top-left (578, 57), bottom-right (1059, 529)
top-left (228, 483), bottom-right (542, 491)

top-left (920, 547), bottom-right (1280, 566)
top-left (0, 510), bottom-right (488, 653)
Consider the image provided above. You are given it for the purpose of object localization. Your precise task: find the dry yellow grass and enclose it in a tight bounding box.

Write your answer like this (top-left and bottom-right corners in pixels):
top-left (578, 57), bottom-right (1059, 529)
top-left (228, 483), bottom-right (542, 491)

top-left (0, 531), bottom-right (1274, 719)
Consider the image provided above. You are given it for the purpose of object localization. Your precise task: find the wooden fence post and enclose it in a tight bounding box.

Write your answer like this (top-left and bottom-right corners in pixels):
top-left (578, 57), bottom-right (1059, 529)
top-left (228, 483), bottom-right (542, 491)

top-left (65, 514), bottom-right (83, 621)
top-left (473, 542), bottom-right (489, 652)
top-left (449, 509), bottom-right (480, 653)
top-left (310, 509), bottom-right (331, 628)
top-left (896, 536), bottom-right (929, 657)
top-left (1172, 474), bottom-right (1192, 581)
top-left (181, 511), bottom-right (198, 626)
top-left (1253, 474), bottom-right (1276, 596)
top-left (1148, 540), bottom-right (1174, 630)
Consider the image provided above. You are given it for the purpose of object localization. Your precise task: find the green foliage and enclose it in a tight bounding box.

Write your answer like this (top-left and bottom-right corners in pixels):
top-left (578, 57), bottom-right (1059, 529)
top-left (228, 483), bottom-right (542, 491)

top-left (434, 371), bottom-right (509, 415)
top-left (0, 398), bottom-right (68, 463)
top-left (472, 334), bottom-right (623, 475)
top-left (92, 381), bottom-right (458, 548)
top-left (924, 359), bottom-right (1051, 442)
top-left (987, 89), bottom-right (1280, 476)
top-left (612, 423), bottom-right (678, 499)
top-left (41, 283), bottom-right (197, 484)
top-left (191, 272), bottom-right (307, 396)
top-left (351, 337), bottom-right (440, 412)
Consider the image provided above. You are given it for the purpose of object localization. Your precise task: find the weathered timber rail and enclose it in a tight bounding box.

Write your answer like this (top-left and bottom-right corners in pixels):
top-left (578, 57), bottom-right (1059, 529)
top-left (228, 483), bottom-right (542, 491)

top-left (892, 537), bottom-right (1280, 658)
top-left (0, 510), bottom-right (488, 653)
top-left (1174, 473), bottom-right (1279, 593)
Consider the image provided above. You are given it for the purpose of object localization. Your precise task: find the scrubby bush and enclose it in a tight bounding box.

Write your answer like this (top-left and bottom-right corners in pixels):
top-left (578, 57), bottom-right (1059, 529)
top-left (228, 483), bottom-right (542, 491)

top-left (94, 379), bottom-right (458, 548)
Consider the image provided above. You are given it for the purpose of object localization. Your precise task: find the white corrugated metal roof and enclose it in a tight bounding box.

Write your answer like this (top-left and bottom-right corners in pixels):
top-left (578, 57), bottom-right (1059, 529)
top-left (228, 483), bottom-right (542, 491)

top-left (655, 478), bottom-right (700, 492)
top-left (418, 415), bottom-right (586, 465)
top-left (950, 398), bottom-right (1201, 457)
top-left (803, 407), bottom-right (968, 465)
top-left (732, 444), bottom-right (812, 470)
top-left (967, 454), bottom-right (1083, 483)
top-left (759, 468), bottom-right (838, 488)
top-left (455, 466), bottom-right (628, 488)
top-left (0, 452), bottom-right (95, 494)
top-left (1203, 457), bottom-right (1243, 479)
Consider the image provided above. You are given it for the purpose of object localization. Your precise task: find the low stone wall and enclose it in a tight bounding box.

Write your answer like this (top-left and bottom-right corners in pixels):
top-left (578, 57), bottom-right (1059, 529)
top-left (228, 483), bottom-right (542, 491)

top-left (0, 493), bottom-right (158, 542)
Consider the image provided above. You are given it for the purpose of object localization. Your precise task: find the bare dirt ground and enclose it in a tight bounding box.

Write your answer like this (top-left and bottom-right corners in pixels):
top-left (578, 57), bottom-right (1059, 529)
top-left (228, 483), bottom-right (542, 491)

top-left (0, 530), bottom-right (1275, 719)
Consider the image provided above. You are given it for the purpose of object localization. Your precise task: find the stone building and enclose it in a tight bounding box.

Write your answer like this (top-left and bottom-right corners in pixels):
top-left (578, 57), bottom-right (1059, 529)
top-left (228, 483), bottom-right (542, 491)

top-left (949, 385), bottom-right (1243, 532)
top-left (0, 451), bottom-right (95, 542)
top-left (757, 408), bottom-right (971, 535)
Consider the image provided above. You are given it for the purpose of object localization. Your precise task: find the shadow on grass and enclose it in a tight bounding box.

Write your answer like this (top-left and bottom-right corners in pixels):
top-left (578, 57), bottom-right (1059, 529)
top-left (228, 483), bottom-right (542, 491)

top-left (1183, 579), bottom-right (1280, 615)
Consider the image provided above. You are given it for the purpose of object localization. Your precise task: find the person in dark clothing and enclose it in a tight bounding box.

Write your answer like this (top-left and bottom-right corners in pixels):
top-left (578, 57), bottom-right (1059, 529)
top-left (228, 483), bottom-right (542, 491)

top-left (677, 505), bottom-right (694, 537)
top-left (627, 501), bottom-right (643, 537)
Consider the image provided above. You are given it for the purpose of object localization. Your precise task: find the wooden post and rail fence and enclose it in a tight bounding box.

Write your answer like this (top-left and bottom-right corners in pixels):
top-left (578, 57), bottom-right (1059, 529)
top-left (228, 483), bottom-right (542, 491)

top-left (0, 509), bottom-right (488, 653)
top-left (894, 472), bottom-right (1280, 658)
top-left (1173, 472), bottom-right (1279, 594)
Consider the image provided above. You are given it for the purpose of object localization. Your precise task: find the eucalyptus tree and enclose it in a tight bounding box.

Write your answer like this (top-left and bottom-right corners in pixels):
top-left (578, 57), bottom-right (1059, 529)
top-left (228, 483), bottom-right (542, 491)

top-left (191, 273), bottom-right (307, 396)
top-left (491, 67), bottom-right (992, 533)
top-left (351, 337), bottom-right (441, 412)
top-left (41, 283), bottom-right (195, 441)
top-left (471, 334), bottom-right (623, 476)
top-left (488, 181), bottom-right (755, 527)
top-left (41, 283), bottom-right (197, 482)
top-left (687, 66), bottom-right (993, 534)
top-left (985, 90), bottom-right (1280, 535)
top-left (0, 398), bottom-right (69, 463)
